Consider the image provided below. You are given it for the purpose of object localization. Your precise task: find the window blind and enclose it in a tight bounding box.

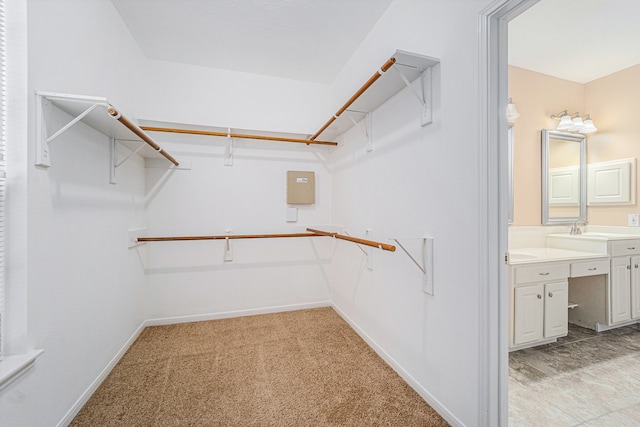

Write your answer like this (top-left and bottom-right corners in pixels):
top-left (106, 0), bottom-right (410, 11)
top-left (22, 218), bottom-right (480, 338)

top-left (0, 0), bottom-right (7, 361)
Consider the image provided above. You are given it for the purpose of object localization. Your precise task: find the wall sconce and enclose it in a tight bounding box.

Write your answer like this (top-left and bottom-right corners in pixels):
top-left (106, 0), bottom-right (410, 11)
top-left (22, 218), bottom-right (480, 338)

top-left (550, 110), bottom-right (597, 133)
top-left (507, 98), bottom-right (520, 121)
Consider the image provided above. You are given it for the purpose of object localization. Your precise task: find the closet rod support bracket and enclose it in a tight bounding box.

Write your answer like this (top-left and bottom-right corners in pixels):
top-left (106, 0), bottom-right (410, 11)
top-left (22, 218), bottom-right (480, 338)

top-left (344, 111), bottom-right (373, 152)
top-left (224, 229), bottom-right (234, 261)
top-left (392, 66), bottom-right (433, 127)
top-left (225, 128), bottom-right (233, 166)
top-left (110, 139), bottom-right (146, 184)
top-left (392, 236), bottom-right (434, 295)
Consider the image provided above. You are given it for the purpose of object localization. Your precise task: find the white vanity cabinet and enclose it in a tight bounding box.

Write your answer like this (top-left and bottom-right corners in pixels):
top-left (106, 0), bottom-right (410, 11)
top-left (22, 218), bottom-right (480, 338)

top-left (547, 233), bottom-right (640, 329)
top-left (609, 240), bottom-right (640, 324)
top-left (513, 281), bottom-right (568, 345)
top-left (510, 262), bottom-right (569, 348)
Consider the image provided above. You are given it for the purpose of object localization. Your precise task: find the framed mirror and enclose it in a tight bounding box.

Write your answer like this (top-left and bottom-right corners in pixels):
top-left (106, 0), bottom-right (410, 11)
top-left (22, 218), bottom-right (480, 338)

top-left (542, 129), bottom-right (586, 224)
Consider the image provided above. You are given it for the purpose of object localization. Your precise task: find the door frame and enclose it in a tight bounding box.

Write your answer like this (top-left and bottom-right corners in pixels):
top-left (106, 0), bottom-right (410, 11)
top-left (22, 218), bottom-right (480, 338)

top-left (478, 0), bottom-right (540, 425)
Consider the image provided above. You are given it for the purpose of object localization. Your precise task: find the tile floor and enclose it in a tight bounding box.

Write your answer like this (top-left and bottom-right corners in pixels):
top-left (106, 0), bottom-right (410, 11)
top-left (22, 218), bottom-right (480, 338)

top-left (509, 322), bottom-right (640, 426)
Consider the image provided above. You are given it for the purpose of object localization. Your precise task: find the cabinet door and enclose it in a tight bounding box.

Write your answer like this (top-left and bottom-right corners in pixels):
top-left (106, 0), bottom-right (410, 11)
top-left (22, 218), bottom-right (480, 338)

top-left (514, 284), bottom-right (544, 345)
top-left (544, 281), bottom-right (568, 338)
top-left (632, 256), bottom-right (640, 319)
top-left (610, 257), bottom-right (632, 324)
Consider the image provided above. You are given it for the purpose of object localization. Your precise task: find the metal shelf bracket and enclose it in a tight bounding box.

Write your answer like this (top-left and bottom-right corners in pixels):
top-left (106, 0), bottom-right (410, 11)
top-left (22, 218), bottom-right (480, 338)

top-left (344, 229), bottom-right (374, 270)
top-left (224, 229), bottom-right (234, 261)
top-left (344, 111), bottom-right (373, 152)
top-left (110, 138), bottom-right (146, 184)
top-left (225, 128), bottom-right (234, 166)
top-left (36, 93), bottom-right (108, 168)
top-left (392, 66), bottom-right (433, 127)
top-left (392, 236), bottom-right (434, 295)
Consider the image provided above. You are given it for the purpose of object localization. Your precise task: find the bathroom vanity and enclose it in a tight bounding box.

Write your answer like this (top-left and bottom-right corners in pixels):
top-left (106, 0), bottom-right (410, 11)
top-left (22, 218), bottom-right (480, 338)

top-left (508, 247), bottom-right (608, 350)
top-left (508, 231), bottom-right (640, 350)
top-left (547, 233), bottom-right (640, 326)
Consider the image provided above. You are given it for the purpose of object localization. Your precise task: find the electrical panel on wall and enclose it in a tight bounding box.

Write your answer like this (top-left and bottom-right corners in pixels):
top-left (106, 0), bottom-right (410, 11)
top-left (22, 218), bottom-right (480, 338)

top-left (287, 171), bottom-right (315, 204)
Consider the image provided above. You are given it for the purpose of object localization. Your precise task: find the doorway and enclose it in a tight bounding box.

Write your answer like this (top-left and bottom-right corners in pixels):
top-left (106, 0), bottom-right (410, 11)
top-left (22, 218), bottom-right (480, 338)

top-left (484, 0), bottom-right (640, 425)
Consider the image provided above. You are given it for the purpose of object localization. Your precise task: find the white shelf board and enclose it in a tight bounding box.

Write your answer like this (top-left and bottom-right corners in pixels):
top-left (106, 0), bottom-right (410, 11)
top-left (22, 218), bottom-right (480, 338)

top-left (38, 92), bottom-right (168, 161)
top-left (317, 50), bottom-right (439, 141)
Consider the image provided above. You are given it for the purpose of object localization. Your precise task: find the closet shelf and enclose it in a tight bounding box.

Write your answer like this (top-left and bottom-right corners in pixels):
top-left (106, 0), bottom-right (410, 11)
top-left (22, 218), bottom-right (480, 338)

top-left (131, 49), bottom-right (439, 149)
top-left (35, 92), bottom-right (179, 170)
top-left (311, 50), bottom-right (440, 142)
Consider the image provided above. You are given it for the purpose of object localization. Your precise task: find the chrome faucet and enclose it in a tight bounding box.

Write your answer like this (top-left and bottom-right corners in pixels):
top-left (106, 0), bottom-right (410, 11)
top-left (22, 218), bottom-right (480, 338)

top-left (570, 218), bottom-right (587, 235)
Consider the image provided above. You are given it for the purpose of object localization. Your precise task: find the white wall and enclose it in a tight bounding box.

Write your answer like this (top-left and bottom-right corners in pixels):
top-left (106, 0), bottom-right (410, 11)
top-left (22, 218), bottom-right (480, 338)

top-left (141, 135), bottom-right (334, 321)
top-left (136, 24), bottom-right (338, 323)
top-left (140, 59), bottom-right (332, 134)
top-left (1, 1), bottom-right (149, 425)
top-left (328, 2), bottom-right (489, 425)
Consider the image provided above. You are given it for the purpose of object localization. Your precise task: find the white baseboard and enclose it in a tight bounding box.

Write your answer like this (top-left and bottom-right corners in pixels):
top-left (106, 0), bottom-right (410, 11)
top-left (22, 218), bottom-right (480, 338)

top-left (144, 300), bottom-right (332, 326)
top-left (56, 321), bottom-right (147, 427)
top-left (330, 303), bottom-right (463, 427)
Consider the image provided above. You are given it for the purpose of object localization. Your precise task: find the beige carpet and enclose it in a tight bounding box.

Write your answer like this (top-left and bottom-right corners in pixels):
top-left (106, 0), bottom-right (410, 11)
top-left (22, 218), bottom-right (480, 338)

top-left (71, 307), bottom-right (449, 426)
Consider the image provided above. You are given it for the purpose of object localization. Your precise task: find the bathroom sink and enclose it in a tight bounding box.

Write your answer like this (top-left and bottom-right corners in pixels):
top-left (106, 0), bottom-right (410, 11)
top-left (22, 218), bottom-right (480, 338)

top-left (579, 232), bottom-right (634, 238)
top-left (556, 232), bottom-right (637, 239)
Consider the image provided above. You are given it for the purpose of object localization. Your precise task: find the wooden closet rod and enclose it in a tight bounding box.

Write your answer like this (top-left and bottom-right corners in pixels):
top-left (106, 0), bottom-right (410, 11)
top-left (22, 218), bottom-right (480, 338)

top-left (138, 232), bottom-right (322, 243)
top-left (107, 107), bottom-right (180, 166)
top-left (310, 57), bottom-right (397, 141)
top-left (139, 126), bottom-right (338, 146)
top-left (306, 228), bottom-right (396, 252)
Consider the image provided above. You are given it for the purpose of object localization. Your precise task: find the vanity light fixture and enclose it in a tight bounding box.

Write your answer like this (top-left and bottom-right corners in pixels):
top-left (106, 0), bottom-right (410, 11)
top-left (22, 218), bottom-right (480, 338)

top-left (570, 112), bottom-right (585, 131)
top-left (550, 110), bottom-right (597, 133)
top-left (581, 115), bottom-right (598, 133)
top-left (551, 110), bottom-right (573, 130)
top-left (507, 98), bottom-right (520, 121)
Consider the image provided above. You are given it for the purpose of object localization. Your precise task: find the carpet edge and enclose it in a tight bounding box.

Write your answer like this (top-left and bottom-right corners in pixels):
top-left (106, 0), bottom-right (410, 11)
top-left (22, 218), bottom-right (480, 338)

top-left (330, 302), bottom-right (464, 427)
top-left (56, 321), bottom-right (147, 427)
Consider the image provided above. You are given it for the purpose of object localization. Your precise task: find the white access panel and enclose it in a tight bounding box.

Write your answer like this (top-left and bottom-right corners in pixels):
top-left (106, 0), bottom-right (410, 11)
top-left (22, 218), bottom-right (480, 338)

top-left (587, 158), bottom-right (636, 205)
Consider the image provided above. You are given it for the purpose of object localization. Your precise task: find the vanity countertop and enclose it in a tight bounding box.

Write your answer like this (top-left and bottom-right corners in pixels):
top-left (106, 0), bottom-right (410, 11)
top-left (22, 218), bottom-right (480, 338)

top-left (546, 232), bottom-right (640, 255)
top-left (508, 247), bottom-right (609, 265)
top-left (547, 232), bottom-right (640, 241)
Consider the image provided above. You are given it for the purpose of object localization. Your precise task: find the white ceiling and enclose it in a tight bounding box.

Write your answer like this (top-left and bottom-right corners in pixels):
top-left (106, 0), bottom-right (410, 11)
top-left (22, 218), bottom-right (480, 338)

top-left (509, 0), bottom-right (640, 83)
top-left (111, 0), bottom-right (393, 84)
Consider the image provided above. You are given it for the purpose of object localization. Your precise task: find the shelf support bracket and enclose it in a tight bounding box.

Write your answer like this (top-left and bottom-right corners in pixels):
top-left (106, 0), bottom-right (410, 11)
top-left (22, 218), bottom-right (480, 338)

top-left (345, 229), bottom-right (374, 270)
top-left (345, 111), bottom-right (373, 152)
top-left (392, 237), bottom-right (434, 295)
top-left (35, 94), bottom-right (105, 168)
top-left (224, 229), bottom-right (234, 261)
top-left (110, 139), bottom-right (146, 184)
top-left (365, 229), bottom-right (374, 270)
top-left (225, 128), bottom-right (234, 166)
top-left (392, 66), bottom-right (433, 127)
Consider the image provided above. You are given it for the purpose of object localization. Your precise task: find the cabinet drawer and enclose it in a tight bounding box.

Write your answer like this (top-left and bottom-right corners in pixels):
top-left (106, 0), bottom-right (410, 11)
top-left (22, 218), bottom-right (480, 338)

top-left (514, 263), bottom-right (569, 285)
top-left (570, 259), bottom-right (610, 277)
top-left (610, 240), bottom-right (640, 257)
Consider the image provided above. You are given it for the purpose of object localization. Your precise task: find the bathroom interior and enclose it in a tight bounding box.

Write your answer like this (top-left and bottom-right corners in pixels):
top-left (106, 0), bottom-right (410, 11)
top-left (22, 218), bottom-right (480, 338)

top-left (507, 0), bottom-right (640, 424)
